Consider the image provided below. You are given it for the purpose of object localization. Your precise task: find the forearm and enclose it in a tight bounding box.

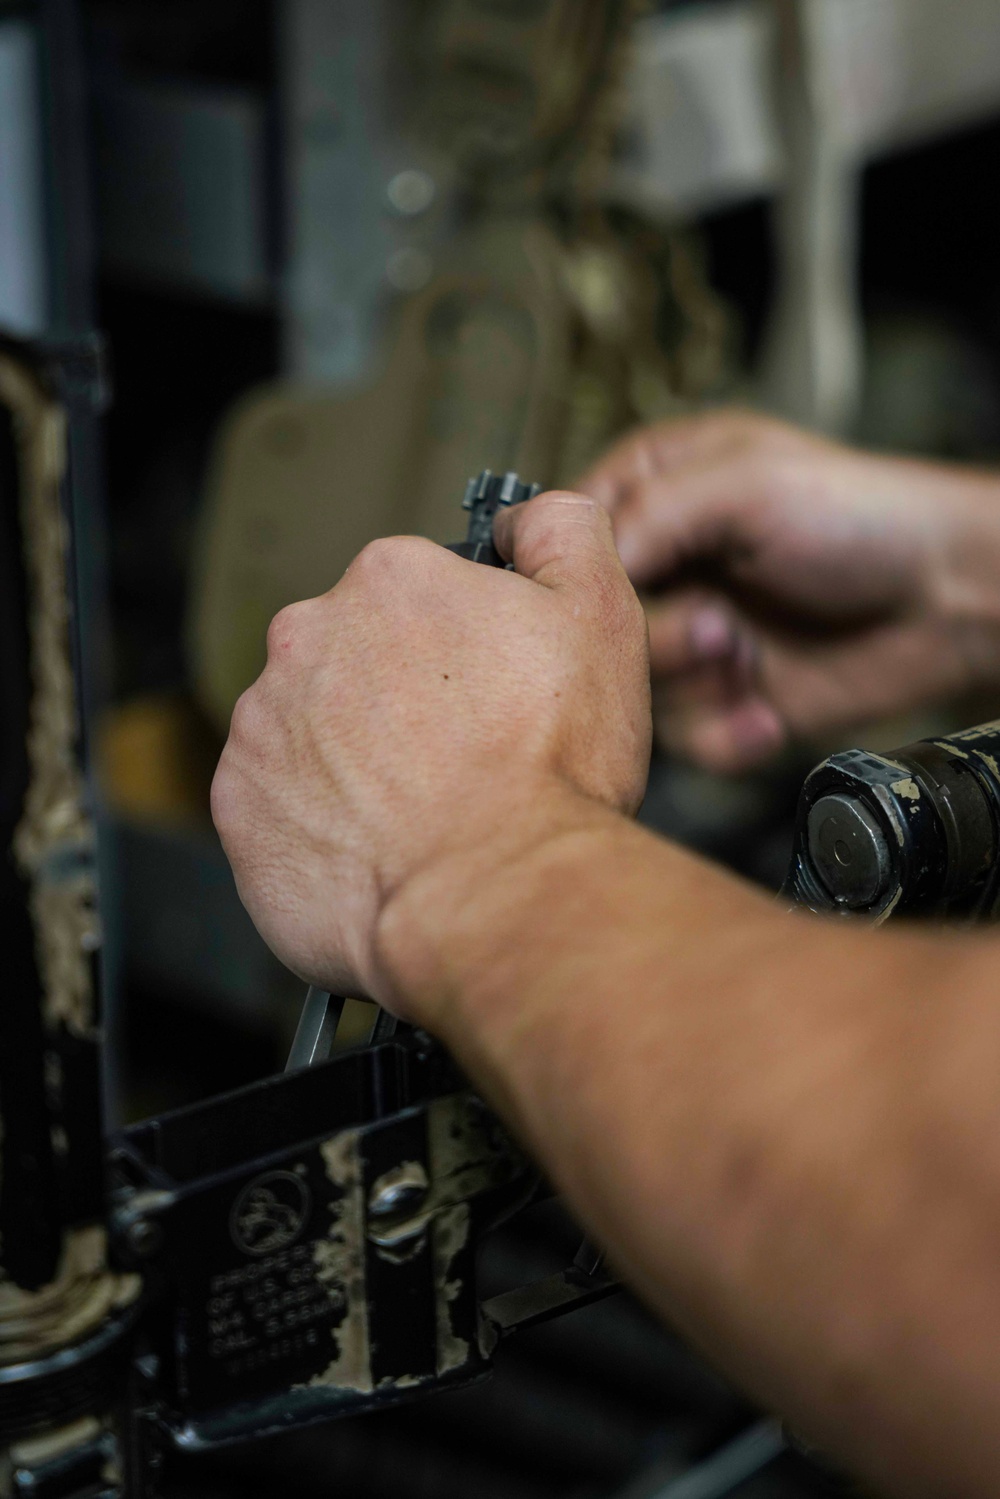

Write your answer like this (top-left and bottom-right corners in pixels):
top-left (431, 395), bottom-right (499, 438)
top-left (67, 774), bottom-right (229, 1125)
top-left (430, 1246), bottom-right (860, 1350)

top-left (378, 799), bottom-right (1000, 1498)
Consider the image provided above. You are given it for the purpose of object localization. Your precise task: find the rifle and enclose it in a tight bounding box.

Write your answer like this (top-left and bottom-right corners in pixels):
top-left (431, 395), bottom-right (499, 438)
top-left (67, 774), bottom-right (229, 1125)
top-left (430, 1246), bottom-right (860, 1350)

top-left (0, 367), bottom-right (611, 1496)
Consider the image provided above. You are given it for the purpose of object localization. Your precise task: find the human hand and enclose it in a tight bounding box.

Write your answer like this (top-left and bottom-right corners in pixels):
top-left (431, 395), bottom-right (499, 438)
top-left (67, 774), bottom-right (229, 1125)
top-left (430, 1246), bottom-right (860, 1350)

top-left (579, 410), bottom-right (1000, 773)
top-left (210, 493), bottom-right (650, 1006)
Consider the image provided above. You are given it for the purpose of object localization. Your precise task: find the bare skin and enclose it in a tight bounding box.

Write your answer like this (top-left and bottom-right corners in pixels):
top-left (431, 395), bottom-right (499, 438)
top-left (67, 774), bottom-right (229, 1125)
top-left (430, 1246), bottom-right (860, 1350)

top-left (578, 410), bottom-right (1000, 772)
top-left (212, 419), bottom-right (1000, 1498)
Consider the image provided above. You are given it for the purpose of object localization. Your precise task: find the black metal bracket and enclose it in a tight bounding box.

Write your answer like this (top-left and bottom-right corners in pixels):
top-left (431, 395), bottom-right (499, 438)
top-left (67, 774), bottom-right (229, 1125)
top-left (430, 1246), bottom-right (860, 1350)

top-left (105, 1028), bottom-right (617, 1456)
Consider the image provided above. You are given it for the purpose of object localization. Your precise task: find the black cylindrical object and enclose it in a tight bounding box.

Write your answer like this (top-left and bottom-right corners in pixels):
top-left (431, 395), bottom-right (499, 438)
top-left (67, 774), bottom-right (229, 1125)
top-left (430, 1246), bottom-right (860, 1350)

top-left (785, 723), bottom-right (1000, 922)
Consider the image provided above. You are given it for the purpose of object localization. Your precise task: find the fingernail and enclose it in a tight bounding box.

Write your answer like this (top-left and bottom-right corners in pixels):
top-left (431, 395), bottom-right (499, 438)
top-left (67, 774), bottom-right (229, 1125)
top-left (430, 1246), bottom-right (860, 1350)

top-left (688, 608), bottom-right (735, 660)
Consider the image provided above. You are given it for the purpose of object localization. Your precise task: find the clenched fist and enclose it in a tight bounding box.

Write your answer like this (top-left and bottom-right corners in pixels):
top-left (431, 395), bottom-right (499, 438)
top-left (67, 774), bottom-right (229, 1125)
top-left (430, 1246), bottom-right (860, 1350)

top-left (211, 493), bottom-right (651, 1006)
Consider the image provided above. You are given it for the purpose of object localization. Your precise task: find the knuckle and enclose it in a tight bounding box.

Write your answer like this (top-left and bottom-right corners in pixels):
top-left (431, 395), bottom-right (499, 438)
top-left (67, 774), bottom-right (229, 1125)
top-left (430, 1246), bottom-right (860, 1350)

top-left (722, 407), bottom-right (775, 440)
top-left (733, 413), bottom-right (799, 463)
top-left (266, 600), bottom-right (310, 659)
top-left (352, 534), bottom-right (435, 581)
top-left (353, 536), bottom-right (396, 575)
top-left (742, 446), bottom-right (800, 506)
top-left (209, 757), bottom-right (236, 839)
top-left (228, 684), bottom-right (262, 744)
top-left (737, 438), bottom-right (784, 488)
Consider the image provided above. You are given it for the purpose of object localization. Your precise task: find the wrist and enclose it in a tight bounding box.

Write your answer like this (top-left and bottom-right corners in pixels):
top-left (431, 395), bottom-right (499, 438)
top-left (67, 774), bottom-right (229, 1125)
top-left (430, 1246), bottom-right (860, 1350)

top-left (374, 781), bottom-right (625, 1035)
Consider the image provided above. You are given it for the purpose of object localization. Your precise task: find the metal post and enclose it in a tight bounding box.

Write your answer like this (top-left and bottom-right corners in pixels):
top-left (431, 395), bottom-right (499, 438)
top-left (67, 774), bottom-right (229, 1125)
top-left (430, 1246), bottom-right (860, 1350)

top-left (0, 340), bottom-right (137, 1486)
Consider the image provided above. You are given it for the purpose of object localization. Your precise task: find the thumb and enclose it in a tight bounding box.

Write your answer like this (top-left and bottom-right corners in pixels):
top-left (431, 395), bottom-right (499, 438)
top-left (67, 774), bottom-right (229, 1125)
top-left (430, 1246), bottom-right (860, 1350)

top-left (493, 490), bottom-right (625, 594)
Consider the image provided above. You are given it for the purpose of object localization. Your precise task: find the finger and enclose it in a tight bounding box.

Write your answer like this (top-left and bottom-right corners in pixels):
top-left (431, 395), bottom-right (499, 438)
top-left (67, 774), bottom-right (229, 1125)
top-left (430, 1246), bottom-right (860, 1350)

top-left (747, 618), bottom-right (957, 745)
top-left (655, 693), bottom-right (787, 775)
top-left (612, 447), bottom-right (770, 585)
top-left (575, 425), bottom-right (662, 510)
top-left (652, 650), bottom-right (786, 771)
top-left (575, 409), bottom-right (770, 511)
top-left (493, 490), bottom-right (625, 595)
top-left (651, 632), bottom-right (764, 745)
top-left (646, 592), bottom-right (786, 773)
top-left (645, 592), bottom-right (757, 678)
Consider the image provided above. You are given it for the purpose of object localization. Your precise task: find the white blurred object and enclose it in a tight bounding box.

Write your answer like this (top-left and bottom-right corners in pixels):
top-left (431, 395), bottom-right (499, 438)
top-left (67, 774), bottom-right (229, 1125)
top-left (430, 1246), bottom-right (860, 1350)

top-left (614, 2), bottom-right (782, 218)
top-left (614, 0), bottom-right (1000, 217)
top-left (614, 0), bottom-right (1000, 435)
top-left (0, 20), bottom-right (47, 335)
top-left (759, 0), bottom-right (865, 434)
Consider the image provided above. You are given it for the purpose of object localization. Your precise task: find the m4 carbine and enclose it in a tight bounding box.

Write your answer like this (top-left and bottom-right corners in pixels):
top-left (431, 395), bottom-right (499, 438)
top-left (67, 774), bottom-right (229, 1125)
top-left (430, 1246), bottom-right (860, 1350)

top-left (0, 424), bottom-right (609, 1499)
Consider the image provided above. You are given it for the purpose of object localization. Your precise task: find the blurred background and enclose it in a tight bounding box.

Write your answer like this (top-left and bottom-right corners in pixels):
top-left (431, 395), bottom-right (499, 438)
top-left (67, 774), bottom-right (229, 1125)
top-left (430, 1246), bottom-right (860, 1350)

top-left (3, 0), bottom-right (1000, 1493)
